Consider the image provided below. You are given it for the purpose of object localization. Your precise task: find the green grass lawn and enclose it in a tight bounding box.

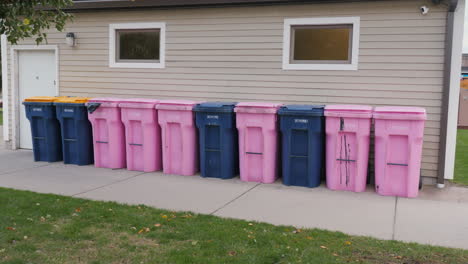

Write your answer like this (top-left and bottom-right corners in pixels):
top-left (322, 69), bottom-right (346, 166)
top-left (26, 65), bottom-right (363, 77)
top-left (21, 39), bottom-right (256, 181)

top-left (454, 129), bottom-right (468, 185)
top-left (1, 188), bottom-right (467, 264)
top-left (0, 108), bottom-right (3, 126)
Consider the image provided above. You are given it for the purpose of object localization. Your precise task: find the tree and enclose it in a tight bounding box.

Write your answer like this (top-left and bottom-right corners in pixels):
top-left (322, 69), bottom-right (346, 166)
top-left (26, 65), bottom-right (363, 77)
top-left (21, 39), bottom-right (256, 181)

top-left (0, 0), bottom-right (73, 44)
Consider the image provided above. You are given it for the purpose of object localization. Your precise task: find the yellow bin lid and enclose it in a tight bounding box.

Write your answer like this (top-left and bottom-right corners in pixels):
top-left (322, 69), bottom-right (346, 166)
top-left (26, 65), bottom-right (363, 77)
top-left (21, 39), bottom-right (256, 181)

top-left (24, 96), bottom-right (68, 103)
top-left (55, 97), bottom-right (91, 104)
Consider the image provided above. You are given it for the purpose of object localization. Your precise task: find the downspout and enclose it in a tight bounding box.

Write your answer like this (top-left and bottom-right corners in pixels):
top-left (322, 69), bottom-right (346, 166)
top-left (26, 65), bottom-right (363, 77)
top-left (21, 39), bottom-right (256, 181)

top-left (437, 0), bottom-right (459, 187)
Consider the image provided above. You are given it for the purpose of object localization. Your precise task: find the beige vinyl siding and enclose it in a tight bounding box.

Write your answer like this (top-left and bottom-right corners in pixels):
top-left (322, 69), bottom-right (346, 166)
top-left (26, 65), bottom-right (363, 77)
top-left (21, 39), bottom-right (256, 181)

top-left (7, 0), bottom-right (447, 179)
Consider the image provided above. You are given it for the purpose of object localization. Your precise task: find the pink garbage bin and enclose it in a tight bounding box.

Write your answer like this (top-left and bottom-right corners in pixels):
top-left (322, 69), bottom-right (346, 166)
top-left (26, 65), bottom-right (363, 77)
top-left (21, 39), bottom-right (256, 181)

top-left (374, 107), bottom-right (427, 198)
top-left (324, 105), bottom-right (373, 192)
top-left (120, 99), bottom-right (161, 172)
top-left (156, 100), bottom-right (199, 176)
top-left (87, 98), bottom-right (126, 169)
top-left (235, 102), bottom-right (282, 183)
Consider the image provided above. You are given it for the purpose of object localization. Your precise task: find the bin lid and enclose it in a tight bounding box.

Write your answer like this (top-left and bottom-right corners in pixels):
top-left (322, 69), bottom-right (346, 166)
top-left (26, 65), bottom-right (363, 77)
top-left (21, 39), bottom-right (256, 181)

top-left (55, 97), bottom-right (90, 104)
top-left (88, 97), bottom-right (125, 103)
top-left (24, 96), bottom-right (68, 103)
top-left (156, 100), bottom-right (200, 111)
top-left (119, 98), bottom-right (160, 109)
top-left (87, 97), bottom-right (125, 108)
top-left (234, 102), bottom-right (283, 114)
top-left (194, 102), bottom-right (237, 113)
top-left (324, 105), bottom-right (373, 118)
top-left (373, 106), bottom-right (427, 120)
top-left (278, 105), bottom-right (325, 116)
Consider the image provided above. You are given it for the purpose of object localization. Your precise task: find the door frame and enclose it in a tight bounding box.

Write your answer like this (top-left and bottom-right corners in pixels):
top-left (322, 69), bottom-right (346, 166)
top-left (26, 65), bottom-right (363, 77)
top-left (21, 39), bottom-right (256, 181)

top-left (10, 45), bottom-right (59, 150)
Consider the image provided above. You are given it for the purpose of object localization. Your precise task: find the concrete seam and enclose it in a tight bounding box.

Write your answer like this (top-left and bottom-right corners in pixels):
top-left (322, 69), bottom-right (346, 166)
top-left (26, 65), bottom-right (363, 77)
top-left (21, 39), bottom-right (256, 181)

top-left (209, 183), bottom-right (261, 215)
top-left (392, 197), bottom-right (398, 240)
top-left (71, 171), bottom-right (147, 197)
top-left (0, 163), bottom-right (53, 177)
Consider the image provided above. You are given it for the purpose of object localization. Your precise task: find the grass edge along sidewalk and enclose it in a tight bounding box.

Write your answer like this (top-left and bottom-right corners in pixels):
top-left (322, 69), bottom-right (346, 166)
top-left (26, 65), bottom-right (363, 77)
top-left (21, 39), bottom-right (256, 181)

top-left (454, 129), bottom-right (468, 185)
top-left (1, 187), bottom-right (467, 264)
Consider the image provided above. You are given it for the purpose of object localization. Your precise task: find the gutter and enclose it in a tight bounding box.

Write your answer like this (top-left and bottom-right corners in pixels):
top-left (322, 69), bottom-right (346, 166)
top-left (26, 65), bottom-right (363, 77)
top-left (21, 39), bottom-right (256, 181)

top-left (54, 0), bottom-right (370, 12)
top-left (438, 0), bottom-right (459, 187)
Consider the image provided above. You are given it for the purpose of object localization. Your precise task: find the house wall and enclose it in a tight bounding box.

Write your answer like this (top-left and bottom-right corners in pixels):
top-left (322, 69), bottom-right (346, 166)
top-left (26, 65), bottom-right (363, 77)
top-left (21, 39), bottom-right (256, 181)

top-left (5, 0), bottom-right (447, 180)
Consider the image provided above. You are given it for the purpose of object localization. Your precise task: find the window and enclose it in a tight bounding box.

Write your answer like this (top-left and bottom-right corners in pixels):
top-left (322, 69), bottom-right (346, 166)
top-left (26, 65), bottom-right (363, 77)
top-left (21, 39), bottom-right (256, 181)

top-left (109, 22), bottom-right (165, 68)
top-left (283, 17), bottom-right (360, 70)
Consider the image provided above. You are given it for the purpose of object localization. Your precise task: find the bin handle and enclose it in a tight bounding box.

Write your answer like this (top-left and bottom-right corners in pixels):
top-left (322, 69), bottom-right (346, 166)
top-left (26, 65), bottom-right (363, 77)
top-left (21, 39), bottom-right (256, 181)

top-left (129, 143), bottom-right (143, 146)
top-left (87, 103), bottom-right (101, 114)
top-left (246, 152), bottom-right (262, 155)
top-left (336, 158), bottom-right (356, 162)
top-left (96, 141), bottom-right (108, 144)
top-left (387, 163), bottom-right (408, 166)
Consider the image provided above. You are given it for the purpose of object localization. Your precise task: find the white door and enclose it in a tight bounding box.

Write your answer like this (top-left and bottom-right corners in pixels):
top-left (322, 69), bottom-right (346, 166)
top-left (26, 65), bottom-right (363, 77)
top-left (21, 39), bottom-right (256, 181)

top-left (18, 50), bottom-right (57, 149)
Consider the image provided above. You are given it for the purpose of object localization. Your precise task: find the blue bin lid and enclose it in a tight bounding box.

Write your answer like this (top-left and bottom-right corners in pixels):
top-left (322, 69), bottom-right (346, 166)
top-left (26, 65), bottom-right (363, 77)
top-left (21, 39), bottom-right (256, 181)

top-left (278, 105), bottom-right (325, 116)
top-left (194, 102), bottom-right (237, 113)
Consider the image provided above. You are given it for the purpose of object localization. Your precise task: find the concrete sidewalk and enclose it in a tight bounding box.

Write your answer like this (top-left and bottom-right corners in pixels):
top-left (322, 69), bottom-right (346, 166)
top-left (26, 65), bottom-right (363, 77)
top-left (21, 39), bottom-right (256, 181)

top-left (0, 143), bottom-right (467, 250)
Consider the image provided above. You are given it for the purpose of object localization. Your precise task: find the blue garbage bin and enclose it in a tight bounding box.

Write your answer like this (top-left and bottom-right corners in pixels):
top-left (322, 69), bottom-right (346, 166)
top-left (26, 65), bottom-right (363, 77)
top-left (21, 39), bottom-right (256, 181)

top-left (55, 97), bottom-right (94, 165)
top-left (194, 102), bottom-right (238, 179)
top-left (279, 105), bottom-right (325, 188)
top-left (23, 97), bottom-right (63, 162)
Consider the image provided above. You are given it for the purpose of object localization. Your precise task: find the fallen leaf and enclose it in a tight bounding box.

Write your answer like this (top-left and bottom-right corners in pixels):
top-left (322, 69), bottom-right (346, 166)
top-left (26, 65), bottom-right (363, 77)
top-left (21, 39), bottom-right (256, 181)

top-left (248, 223), bottom-right (253, 226)
top-left (36, 203), bottom-right (40, 206)
top-left (333, 253), bottom-right (339, 257)
top-left (228, 251), bottom-right (237, 256)
top-left (292, 229), bottom-right (302, 234)
top-left (138, 227), bottom-right (150, 234)
top-left (154, 223), bottom-right (162, 227)
top-left (130, 227), bottom-right (137, 230)
top-left (320, 246), bottom-right (328, 249)
top-left (40, 216), bottom-right (46, 222)
top-left (345, 241), bottom-right (352, 245)
top-left (23, 236), bottom-right (28, 240)
top-left (161, 215), bottom-right (168, 219)
top-left (306, 236), bottom-right (313, 240)
top-left (191, 240), bottom-right (198, 246)
top-left (6, 227), bottom-right (16, 231)
top-left (75, 208), bottom-right (81, 213)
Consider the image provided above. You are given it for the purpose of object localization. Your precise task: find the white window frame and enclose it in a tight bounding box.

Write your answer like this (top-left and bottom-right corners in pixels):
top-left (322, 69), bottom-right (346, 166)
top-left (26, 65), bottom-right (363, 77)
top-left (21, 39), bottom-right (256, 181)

top-left (282, 17), bottom-right (360, 71)
top-left (109, 22), bottom-right (166, 69)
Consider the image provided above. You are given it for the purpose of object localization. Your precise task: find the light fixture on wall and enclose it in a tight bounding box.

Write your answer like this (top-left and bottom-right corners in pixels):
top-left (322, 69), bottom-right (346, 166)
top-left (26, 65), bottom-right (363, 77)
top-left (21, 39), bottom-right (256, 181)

top-left (66, 32), bottom-right (76, 47)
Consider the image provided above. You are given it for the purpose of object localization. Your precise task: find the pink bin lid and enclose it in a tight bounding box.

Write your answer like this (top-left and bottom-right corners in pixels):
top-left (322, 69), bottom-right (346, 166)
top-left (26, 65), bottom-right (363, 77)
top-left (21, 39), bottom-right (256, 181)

top-left (156, 100), bottom-right (200, 111)
top-left (87, 97), bottom-right (125, 108)
top-left (119, 98), bottom-right (160, 109)
top-left (234, 102), bottom-right (283, 114)
top-left (373, 106), bottom-right (427, 120)
top-left (324, 105), bottom-right (373, 118)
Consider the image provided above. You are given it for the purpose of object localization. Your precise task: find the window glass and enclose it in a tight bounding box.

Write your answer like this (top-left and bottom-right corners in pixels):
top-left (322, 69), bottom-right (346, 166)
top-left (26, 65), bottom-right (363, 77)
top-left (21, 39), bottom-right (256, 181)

top-left (292, 25), bottom-right (352, 63)
top-left (117, 29), bottom-right (160, 61)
